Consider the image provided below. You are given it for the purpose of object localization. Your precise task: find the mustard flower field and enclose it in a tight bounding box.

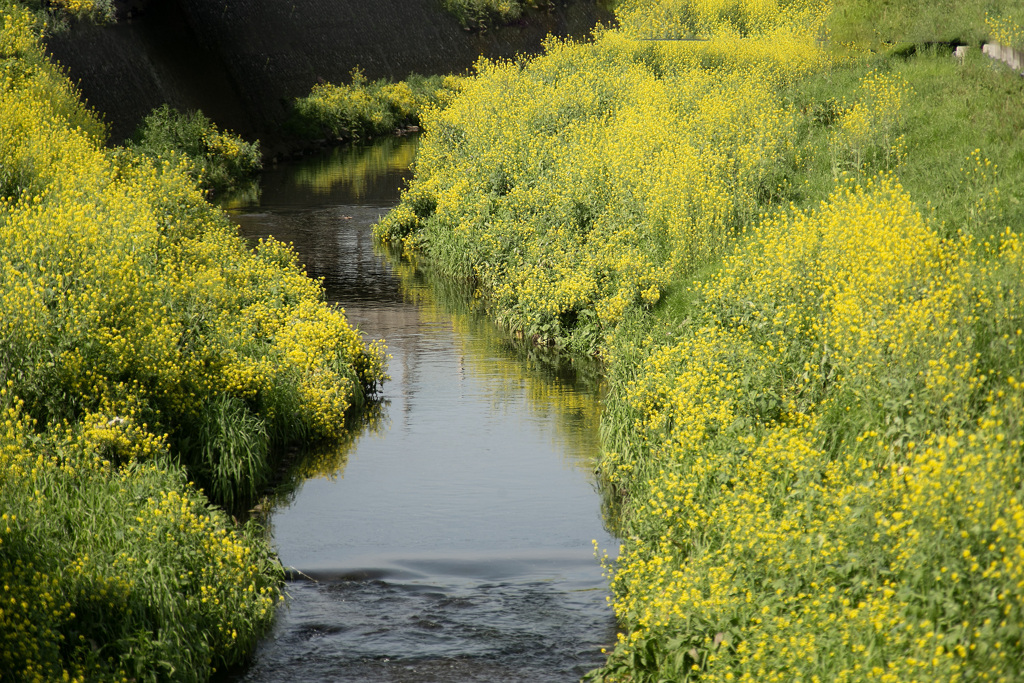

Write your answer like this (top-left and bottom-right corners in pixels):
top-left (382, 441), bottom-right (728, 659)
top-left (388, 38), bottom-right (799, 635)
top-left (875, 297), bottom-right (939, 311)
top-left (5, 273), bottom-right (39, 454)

top-left (377, 1), bottom-right (828, 354)
top-left (378, 0), bottom-right (1024, 680)
top-left (1, 5), bottom-right (385, 680)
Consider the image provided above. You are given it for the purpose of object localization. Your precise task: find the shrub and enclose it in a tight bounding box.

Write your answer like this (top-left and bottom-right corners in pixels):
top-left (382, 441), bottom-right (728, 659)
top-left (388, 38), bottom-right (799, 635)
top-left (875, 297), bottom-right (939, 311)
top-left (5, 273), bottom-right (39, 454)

top-left (130, 104), bottom-right (261, 193)
top-left (291, 69), bottom-right (455, 141)
top-left (52, 0), bottom-right (113, 23)
top-left (7, 0), bottom-right (115, 25)
top-left (441, 0), bottom-right (523, 29)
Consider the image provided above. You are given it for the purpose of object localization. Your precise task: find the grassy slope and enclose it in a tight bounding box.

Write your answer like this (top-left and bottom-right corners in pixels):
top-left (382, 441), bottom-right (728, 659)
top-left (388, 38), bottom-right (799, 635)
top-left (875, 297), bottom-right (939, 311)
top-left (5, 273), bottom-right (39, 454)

top-left (594, 7), bottom-right (1024, 682)
top-left (828, 0), bottom-right (1022, 49)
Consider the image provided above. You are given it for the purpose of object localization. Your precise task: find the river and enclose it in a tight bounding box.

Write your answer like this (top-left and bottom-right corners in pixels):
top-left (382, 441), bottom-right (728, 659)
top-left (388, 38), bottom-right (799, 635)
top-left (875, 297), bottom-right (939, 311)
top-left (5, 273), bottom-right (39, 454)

top-left (221, 137), bottom-right (618, 682)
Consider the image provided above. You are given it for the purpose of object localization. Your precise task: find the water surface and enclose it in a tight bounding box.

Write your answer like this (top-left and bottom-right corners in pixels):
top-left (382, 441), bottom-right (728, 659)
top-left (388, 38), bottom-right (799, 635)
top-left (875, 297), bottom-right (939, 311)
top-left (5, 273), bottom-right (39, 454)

top-left (225, 138), bottom-right (617, 682)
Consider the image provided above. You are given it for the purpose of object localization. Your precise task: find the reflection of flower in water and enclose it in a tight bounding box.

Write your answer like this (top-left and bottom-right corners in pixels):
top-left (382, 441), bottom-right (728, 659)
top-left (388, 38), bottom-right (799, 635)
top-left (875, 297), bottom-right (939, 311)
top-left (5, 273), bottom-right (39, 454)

top-left (379, 243), bottom-right (622, 536)
top-left (380, 245), bottom-right (606, 478)
top-left (255, 402), bottom-right (387, 516)
top-left (293, 137), bottom-right (419, 199)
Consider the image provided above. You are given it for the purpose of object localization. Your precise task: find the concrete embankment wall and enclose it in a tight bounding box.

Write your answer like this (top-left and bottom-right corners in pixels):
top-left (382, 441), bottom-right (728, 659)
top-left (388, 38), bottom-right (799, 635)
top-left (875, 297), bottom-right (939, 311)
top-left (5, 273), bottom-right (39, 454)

top-left (45, 0), bottom-right (612, 145)
top-left (982, 42), bottom-right (1024, 73)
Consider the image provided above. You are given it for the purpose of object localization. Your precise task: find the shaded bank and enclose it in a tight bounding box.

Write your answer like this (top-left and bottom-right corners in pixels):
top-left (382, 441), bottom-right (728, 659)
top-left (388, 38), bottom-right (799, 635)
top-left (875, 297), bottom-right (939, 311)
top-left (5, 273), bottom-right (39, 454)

top-left (45, 0), bottom-right (613, 145)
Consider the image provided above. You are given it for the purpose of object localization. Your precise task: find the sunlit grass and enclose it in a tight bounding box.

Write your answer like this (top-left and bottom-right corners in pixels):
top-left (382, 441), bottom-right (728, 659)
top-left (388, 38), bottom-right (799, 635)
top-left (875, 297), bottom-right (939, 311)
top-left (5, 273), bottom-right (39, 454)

top-left (827, 0), bottom-right (1024, 52)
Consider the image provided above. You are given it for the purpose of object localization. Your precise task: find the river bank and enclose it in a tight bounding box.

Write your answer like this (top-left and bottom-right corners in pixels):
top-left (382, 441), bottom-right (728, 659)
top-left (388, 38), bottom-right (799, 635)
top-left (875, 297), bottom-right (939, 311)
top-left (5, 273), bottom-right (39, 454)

top-left (0, 6), bottom-right (385, 678)
top-left (7, 0), bottom-right (1024, 678)
top-left (377, 0), bottom-right (1024, 680)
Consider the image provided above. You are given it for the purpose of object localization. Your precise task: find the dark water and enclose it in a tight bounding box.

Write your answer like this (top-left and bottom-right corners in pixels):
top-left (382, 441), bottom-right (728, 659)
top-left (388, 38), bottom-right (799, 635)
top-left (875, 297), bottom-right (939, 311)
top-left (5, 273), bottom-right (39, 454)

top-left (223, 138), bottom-right (618, 682)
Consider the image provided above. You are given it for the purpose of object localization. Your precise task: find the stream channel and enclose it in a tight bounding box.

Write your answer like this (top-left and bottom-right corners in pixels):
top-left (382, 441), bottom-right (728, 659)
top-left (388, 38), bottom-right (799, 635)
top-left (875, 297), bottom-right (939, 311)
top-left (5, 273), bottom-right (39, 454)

top-left (222, 137), bottom-right (619, 682)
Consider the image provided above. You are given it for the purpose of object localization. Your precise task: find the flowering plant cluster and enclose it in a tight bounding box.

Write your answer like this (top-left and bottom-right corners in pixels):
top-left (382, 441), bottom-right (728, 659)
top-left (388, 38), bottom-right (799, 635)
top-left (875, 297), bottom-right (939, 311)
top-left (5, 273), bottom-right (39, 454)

top-left (598, 177), bottom-right (1024, 680)
top-left (376, 18), bottom-right (826, 353)
top-left (986, 12), bottom-right (1024, 50)
top-left (291, 70), bottom-right (457, 142)
top-left (1, 6), bottom-right (386, 679)
top-left (50, 0), bottom-right (114, 23)
top-left (380, 0), bottom-right (1024, 680)
top-left (130, 104), bottom-right (262, 194)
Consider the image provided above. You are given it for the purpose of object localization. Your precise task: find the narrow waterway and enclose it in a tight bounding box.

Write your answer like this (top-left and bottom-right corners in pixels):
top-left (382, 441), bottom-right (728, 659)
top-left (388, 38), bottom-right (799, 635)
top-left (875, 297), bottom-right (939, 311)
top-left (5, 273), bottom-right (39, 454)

top-left (223, 138), bottom-right (618, 682)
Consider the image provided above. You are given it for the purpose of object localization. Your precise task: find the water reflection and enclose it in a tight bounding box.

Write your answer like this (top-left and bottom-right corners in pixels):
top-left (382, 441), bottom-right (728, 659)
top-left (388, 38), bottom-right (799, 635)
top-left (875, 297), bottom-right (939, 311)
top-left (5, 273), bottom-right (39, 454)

top-left (288, 138), bottom-right (418, 199)
top-left (383, 251), bottom-right (605, 476)
top-left (256, 405), bottom-right (386, 515)
top-left (221, 136), bottom-right (420, 213)
top-left (225, 140), bottom-right (617, 683)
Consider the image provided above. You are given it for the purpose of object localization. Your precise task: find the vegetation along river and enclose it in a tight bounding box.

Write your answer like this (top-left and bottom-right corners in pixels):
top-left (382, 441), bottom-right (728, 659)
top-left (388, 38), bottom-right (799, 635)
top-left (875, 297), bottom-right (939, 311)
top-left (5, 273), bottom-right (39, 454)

top-left (221, 137), bottom-right (619, 682)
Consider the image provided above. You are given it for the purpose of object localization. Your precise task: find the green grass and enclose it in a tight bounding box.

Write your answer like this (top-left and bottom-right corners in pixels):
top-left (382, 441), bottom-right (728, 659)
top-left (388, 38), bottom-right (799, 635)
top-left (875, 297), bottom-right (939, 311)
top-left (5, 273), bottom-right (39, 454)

top-left (827, 0), bottom-right (1023, 51)
top-left (895, 48), bottom-right (1024, 240)
top-left (783, 44), bottom-right (1024, 242)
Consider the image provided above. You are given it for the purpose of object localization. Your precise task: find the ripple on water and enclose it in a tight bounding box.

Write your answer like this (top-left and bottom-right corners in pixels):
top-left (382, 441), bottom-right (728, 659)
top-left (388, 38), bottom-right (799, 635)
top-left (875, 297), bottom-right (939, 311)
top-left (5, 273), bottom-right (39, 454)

top-left (231, 565), bottom-right (617, 683)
